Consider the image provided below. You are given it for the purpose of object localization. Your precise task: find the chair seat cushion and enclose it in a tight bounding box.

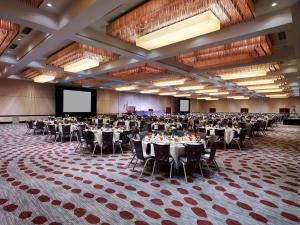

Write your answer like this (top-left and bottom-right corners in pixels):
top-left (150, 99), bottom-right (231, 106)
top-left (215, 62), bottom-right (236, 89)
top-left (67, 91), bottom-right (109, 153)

top-left (202, 154), bottom-right (210, 159)
top-left (179, 156), bottom-right (187, 164)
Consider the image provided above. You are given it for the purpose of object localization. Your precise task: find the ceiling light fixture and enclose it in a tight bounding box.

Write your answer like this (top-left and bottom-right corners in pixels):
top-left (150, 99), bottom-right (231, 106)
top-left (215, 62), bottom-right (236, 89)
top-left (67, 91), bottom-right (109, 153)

top-left (208, 91), bottom-right (229, 96)
top-left (236, 79), bottom-right (276, 86)
top-left (136, 11), bottom-right (220, 50)
top-left (272, 2), bottom-right (277, 7)
top-left (256, 88), bottom-right (283, 93)
top-left (266, 94), bottom-right (288, 98)
top-left (154, 79), bottom-right (185, 87)
top-left (115, 86), bottom-right (136, 91)
top-left (247, 84), bottom-right (281, 90)
top-left (140, 89), bottom-right (160, 94)
top-left (174, 94), bottom-right (191, 97)
top-left (47, 2), bottom-right (52, 7)
top-left (218, 69), bottom-right (267, 80)
top-left (47, 43), bottom-right (117, 73)
top-left (228, 96), bottom-right (250, 100)
top-left (159, 92), bottom-right (177, 96)
top-left (177, 85), bottom-right (205, 91)
top-left (33, 74), bottom-right (55, 83)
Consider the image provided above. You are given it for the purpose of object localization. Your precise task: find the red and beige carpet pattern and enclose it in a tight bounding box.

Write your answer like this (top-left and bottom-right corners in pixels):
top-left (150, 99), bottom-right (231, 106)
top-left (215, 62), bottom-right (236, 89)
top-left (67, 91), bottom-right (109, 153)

top-left (0, 124), bottom-right (300, 225)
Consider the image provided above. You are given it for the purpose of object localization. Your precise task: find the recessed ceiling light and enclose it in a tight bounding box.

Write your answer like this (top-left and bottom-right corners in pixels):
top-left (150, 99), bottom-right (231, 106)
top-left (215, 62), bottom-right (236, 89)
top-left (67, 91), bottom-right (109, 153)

top-left (17, 38), bottom-right (22, 41)
top-left (47, 2), bottom-right (52, 7)
top-left (272, 2), bottom-right (277, 7)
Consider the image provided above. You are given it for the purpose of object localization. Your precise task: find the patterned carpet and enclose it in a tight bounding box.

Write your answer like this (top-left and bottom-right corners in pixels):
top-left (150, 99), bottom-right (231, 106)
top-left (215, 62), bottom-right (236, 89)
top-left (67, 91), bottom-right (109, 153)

top-left (0, 124), bottom-right (300, 225)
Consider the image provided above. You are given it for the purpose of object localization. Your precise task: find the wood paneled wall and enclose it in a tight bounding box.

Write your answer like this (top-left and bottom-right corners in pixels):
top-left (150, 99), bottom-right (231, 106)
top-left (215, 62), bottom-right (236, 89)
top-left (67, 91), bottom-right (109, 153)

top-left (0, 78), bottom-right (55, 116)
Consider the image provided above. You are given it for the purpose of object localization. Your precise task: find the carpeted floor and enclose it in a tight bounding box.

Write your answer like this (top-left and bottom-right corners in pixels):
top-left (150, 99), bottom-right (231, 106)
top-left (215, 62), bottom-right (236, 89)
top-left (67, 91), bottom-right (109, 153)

top-left (0, 124), bottom-right (299, 225)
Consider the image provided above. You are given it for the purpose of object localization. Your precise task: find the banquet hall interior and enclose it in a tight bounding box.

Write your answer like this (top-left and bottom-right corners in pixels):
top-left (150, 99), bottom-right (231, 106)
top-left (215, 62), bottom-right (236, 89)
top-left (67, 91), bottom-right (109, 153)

top-left (0, 0), bottom-right (300, 225)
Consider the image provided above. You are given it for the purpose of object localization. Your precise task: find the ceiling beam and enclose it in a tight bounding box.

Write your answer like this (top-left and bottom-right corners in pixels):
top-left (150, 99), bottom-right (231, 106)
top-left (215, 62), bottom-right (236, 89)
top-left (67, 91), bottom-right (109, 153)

top-left (1, 0), bottom-right (128, 78)
top-left (0, 0), bottom-right (59, 33)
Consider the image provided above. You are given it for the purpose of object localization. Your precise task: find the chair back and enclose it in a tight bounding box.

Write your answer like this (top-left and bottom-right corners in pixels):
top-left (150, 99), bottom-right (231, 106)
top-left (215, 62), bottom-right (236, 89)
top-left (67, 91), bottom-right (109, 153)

top-left (129, 121), bottom-right (137, 129)
top-left (117, 121), bottom-right (125, 127)
top-left (77, 127), bottom-right (85, 143)
top-left (239, 128), bottom-right (247, 142)
top-left (215, 129), bottom-right (225, 140)
top-left (198, 127), bottom-right (206, 133)
top-left (133, 139), bottom-right (145, 160)
top-left (62, 124), bottom-right (71, 134)
top-left (102, 131), bottom-right (113, 149)
top-left (153, 144), bottom-right (170, 164)
top-left (48, 124), bottom-right (56, 135)
top-left (158, 124), bottom-right (165, 130)
top-left (208, 141), bottom-right (222, 161)
top-left (36, 121), bottom-right (45, 129)
top-left (186, 144), bottom-right (204, 164)
top-left (28, 121), bottom-right (34, 129)
top-left (121, 130), bottom-right (131, 143)
top-left (85, 131), bottom-right (95, 145)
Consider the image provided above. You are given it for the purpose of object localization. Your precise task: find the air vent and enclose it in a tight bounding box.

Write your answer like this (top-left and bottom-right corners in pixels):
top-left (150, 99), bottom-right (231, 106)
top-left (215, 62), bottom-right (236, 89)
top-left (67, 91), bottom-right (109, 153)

top-left (9, 44), bottom-right (17, 49)
top-left (22, 27), bottom-right (32, 34)
top-left (278, 31), bottom-right (286, 40)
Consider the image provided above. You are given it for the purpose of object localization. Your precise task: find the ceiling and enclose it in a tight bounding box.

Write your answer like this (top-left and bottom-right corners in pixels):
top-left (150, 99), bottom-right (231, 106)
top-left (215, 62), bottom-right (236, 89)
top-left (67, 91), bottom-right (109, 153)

top-left (0, 0), bottom-right (299, 99)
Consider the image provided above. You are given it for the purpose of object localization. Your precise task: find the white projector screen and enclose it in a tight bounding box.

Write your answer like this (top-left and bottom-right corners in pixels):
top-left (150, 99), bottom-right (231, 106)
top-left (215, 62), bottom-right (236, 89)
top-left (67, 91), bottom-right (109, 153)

top-left (179, 99), bottom-right (190, 112)
top-left (63, 90), bottom-right (91, 113)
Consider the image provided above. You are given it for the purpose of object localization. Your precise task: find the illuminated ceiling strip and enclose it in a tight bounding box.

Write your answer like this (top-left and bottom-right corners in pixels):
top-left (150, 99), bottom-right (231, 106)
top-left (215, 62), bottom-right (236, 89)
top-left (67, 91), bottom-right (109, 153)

top-left (33, 75), bottom-right (55, 83)
top-left (115, 86), bottom-right (136, 91)
top-left (159, 92), bottom-right (177, 96)
top-left (247, 84), bottom-right (281, 90)
top-left (228, 96), bottom-right (250, 100)
top-left (266, 94), bottom-right (288, 98)
top-left (154, 79), bottom-right (185, 87)
top-left (63, 57), bottom-right (99, 73)
top-left (174, 94), bottom-right (191, 97)
top-left (256, 89), bottom-right (283, 93)
top-left (136, 11), bottom-right (220, 50)
top-left (177, 85), bottom-right (205, 91)
top-left (219, 69), bottom-right (267, 80)
top-left (236, 79), bottom-right (276, 86)
top-left (208, 91), bottom-right (229, 96)
top-left (197, 97), bottom-right (219, 100)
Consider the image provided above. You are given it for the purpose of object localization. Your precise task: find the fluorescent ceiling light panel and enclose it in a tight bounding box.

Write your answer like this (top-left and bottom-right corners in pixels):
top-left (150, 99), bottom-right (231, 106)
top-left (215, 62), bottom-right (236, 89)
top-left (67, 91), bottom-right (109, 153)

top-left (159, 92), bottom-right (177, 96)
top-left (195, 89), bottom-right (219, 93)
top-left (178, 85), bottom-right (205, 91)
top-left (219, 69), bottom-right (267, 80)
top-left (247, 84), bottom-right (281, 90)
top-left (33, 75), bottom-right (55, 83)
top-left (63, 57), bottom-right (99, 73)
top-left (208, 91), bottom-right (229, 95)
top-left (266, 94), bottom-right (288, 98)
top-left (140, 89), bottom-right (160, 94)
top-left (236, 79), bottom-right (276, 86)
top-left (256, 89), bottom-right (283, 93)
top-left (154, 79), bottom-right (185, 87)
top-left (229, 96), bottom-right (250, 100)
top-left (115, 86), bottom-right (136, 91)
top-left (136, 10), bottom-right (220, 50)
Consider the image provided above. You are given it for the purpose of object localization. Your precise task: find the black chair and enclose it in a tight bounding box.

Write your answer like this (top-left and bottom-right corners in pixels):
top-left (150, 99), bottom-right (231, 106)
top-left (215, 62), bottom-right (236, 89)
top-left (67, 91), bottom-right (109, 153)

top-left (61, 124), bottom-right (71, 142)
top-left (179, 143), bottom-right (205, 182)
top-left (34, 121), bottom-right (45, 134)
top-left (47, 124), bottom-right (59, 142)
top-left (132, 140), bottom-right (153, 177)
top-left (127, 137), bottom-right (136, 168)
top-left (151, 144), bottom-right (174, 181)
top-left (102, 131), bottom-right (113, 154)
top-left (201, 141), bottom-right (221, 175)
top-left (158, 124), bottom-right (165, 131)
top-left (75, 128), bottom-right (85, 153)
top-left (26, 121), bottom-right (34, 134)
top-left (232, 128), bottom-right (248, 150)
